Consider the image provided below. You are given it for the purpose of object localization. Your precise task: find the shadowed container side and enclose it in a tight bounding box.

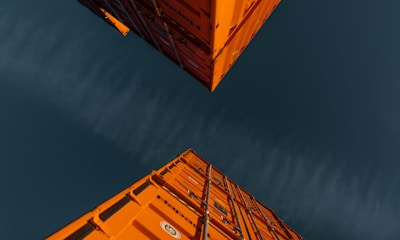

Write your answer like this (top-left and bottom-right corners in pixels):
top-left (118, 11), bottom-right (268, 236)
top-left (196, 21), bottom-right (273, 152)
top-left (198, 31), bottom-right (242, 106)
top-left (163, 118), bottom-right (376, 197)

top-left (77, 0), bottom-right (280, 91)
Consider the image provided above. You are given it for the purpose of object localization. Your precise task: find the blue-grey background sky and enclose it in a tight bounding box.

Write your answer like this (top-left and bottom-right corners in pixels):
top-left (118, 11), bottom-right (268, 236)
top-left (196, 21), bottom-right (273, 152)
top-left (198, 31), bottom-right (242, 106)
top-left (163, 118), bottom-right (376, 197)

top-left (1, 1), bottom-right (399, 239)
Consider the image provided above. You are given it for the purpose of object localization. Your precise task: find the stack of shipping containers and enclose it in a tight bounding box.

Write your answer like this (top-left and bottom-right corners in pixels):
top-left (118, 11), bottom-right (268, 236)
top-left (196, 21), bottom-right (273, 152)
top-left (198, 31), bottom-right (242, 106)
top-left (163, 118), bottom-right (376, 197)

top-left (47, 149), bottom-right (302, 240)
top-left (49, 2), bottom-right (303, 239)
top-left (77, 0), bottom-right (280, 91)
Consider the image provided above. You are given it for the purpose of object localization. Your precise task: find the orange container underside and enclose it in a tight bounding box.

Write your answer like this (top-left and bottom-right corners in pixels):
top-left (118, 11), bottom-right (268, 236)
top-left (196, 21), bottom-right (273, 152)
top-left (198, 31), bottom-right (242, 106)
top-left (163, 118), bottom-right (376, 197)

top-left (47, 149), bottom-right (302, 240)
top-left (78, 0), bottom-right (280, 91)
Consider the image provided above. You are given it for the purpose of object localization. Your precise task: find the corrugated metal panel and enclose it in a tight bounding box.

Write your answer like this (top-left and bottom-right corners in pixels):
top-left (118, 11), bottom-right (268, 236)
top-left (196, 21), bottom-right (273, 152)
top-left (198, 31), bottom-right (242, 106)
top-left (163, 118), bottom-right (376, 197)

top-left (46, 149), bottom-right (303, 240)
top-left (77, 0), bottom-right (280, 91)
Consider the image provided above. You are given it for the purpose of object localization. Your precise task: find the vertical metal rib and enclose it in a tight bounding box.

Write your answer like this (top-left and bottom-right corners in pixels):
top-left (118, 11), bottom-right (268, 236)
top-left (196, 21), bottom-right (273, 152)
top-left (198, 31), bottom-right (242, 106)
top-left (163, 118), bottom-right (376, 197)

top-left (223, 176), bottom-right (244, 239)
top-left (270, 227), bottom-right (281, 240)
top-left (252, 197), bottom-right (281, 240)
top-left (103, 0), bottom-right (124, 23)
top-left (114, 0), bottom-right (145, 38)
top-left (127, 0), bottom-right (161, 51)
top-left (235, 184), bottom-right (262, 240)
top-left (232, 183), bottom-right (252, 240)
top-left (150, 0), bottom-right (183, 67)
top-left (163, 22), bottom-right (183, 67)
top-left (202, 164), bottom-right (212, 240)
top-left (103, 0), bottom-right (134, 36)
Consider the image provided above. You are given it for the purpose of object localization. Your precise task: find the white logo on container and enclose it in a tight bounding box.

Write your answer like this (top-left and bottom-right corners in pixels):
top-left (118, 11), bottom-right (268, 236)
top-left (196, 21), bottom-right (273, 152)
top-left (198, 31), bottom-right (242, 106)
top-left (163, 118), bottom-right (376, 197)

top-left (160, 221), bottom-right (181, 239)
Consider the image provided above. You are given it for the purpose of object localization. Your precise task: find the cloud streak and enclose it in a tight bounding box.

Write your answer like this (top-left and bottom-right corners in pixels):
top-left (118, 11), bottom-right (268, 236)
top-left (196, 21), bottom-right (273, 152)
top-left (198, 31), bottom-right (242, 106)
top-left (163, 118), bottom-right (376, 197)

top-left (1, 2), bottom-right (399, 240)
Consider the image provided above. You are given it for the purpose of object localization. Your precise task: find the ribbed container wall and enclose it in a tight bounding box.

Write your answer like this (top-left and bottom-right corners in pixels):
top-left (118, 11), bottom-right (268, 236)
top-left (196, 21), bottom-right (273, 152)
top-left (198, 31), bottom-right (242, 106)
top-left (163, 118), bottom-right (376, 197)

top-left (47, 149), bottom-right (302, 240)
top-left (77, 0), bottom-right (280, 91)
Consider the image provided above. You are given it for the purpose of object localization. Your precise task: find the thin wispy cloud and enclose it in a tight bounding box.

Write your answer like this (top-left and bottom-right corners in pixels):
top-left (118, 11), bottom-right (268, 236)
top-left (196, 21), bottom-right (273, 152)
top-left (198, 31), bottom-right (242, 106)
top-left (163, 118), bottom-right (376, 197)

top-left (1, 2), bottom-right (399, 240)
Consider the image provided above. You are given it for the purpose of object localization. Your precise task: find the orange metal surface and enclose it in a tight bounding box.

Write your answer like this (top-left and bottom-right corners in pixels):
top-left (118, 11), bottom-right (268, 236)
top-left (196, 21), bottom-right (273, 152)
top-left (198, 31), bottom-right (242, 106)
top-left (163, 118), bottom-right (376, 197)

top-left (100, 8), bottom-right (130, 36)
top-left (77, 0), bottom-right (280, 91)
top-left (47, 149), bottom-right (303, 240)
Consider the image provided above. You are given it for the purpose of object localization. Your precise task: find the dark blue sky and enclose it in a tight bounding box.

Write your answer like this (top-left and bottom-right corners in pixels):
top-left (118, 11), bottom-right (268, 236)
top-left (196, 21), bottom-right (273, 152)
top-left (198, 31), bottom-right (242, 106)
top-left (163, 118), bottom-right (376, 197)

top-left (1, 1), bottom-right (399, 239)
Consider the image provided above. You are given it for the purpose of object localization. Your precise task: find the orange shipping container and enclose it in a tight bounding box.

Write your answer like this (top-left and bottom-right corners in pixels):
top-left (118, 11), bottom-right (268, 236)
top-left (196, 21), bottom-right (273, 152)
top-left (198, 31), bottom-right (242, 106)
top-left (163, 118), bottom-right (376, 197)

top-left (47, 149), bottom-right (303, 240)
top-left (77, 0), bottom-right (280, 91)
